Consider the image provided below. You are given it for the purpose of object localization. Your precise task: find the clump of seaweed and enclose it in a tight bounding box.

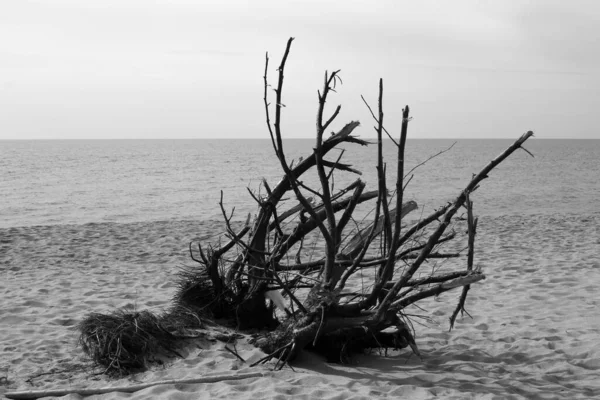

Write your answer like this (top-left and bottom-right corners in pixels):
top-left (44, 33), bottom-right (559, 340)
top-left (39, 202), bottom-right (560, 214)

top-left (77, 310), bottom-right (179, 374)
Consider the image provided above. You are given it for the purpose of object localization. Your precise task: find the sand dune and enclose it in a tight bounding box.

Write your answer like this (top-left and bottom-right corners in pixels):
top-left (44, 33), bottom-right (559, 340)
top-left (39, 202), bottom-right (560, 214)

top-left (1, 214), bottom-right (599, 399)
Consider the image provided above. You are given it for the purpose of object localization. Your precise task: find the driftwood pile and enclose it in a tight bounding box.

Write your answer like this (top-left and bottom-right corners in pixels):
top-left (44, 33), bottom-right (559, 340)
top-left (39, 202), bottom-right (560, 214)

top-left (78, 37), bottom-right (534, 374)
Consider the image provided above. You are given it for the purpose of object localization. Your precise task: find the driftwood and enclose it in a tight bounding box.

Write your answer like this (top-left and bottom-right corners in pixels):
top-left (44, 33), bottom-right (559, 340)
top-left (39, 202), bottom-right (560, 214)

top-left (4, 372), bottom-right (265, 400)
top-left (77, 37), bottom-right (534, 374)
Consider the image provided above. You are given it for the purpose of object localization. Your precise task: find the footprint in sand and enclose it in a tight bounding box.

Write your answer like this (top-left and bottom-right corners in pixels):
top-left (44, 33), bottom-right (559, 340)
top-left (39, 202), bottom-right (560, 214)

top-left (475, 323), bottom-right (489, 331)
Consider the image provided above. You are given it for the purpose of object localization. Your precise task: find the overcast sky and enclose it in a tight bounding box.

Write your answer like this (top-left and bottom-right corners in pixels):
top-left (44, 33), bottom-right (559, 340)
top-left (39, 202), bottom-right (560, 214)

top-left (1, 0), bottom-right (598, 139)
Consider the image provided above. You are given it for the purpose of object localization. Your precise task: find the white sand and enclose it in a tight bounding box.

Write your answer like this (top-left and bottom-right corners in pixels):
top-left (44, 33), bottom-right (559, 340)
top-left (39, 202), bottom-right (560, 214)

top-left (1, 214), bottom-right (599, 399)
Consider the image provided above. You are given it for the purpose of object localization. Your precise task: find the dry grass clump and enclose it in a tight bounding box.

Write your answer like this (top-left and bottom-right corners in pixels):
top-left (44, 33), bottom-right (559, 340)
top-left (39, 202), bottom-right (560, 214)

top-left (77, 265), bottom-right (228, 375)
top-left (172, 265), bottom-right (239, 321)
top-left (160, 304), bottom-right (204, 335)
top-left (172, 266), bottom-right (218, 316)
top-left (77, 310), bottom-right (179, 374)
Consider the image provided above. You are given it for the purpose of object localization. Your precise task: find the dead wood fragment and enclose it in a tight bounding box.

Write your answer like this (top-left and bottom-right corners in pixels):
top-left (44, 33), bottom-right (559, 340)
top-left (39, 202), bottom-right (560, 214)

top-left (5, 372), bottom-right (266, 400)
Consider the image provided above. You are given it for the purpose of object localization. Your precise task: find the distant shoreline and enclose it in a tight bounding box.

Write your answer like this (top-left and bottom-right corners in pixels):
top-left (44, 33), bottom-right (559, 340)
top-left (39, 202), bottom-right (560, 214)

top-left (1, 137), bottom-right (598, 141)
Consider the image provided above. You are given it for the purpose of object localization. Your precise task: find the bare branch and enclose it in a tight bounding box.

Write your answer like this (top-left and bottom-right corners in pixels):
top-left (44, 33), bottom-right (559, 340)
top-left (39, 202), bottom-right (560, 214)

top-left (449, 192), bottom-right (479, 330)
top-left (385, 270), bottom-right (474, 289)
top-left (335, 181), bottom-right (366, 244)
top-left (272, 189), bottom-right (380, 264)
top-left (263, 53), bottom-right (277, 155)
top-left (390, 273), bottom-right (486, 311)
top-left (404, 142), bottom-right (456, 179)
top-left (521, 146), bottom-right (535, 158)
top-left (376, 131), bottom-right (535, 321)
top-left (361, 94), bottom-right (399, 146)
top-left (323, 105), bottom-right (342, 133)
top-left (269, 260), bottom-right (307, 314)
top-left (267, 198), bottom-right (314, 232)
top-left (261, 37), bottom-right (336, 285)
top-left (363, 105), bottom-right (411, 309)
top-left (315, 70), bottom-right (346, 286)
top-left (189, 242), bottom-right (207, 265)
top-left (320, 159), bottom-right (362, 175)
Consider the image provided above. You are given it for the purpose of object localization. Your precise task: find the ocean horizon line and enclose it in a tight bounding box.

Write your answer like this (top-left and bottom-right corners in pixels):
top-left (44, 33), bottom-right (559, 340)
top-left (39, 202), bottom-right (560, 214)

top-left (1, 137), bottom-right (598, 141)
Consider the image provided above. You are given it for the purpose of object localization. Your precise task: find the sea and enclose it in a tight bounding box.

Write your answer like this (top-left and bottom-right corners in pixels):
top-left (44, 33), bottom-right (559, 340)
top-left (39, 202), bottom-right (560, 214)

top-left (2, 138), bottom-right (599, 229)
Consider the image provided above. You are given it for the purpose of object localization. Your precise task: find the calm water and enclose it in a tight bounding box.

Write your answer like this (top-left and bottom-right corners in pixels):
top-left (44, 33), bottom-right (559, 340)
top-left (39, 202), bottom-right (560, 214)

top-left (1, 139), bottom-right (599, 228)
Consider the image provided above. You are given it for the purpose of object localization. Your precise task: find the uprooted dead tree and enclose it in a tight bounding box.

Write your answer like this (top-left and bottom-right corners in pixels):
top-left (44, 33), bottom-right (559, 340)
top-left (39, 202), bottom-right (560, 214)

top-left (77, 37), bottom-right (534, 374)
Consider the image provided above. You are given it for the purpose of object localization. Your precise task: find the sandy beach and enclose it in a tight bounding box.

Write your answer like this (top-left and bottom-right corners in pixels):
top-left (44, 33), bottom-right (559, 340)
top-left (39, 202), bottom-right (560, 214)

top-left (1, 212), bottom-right (598, 399)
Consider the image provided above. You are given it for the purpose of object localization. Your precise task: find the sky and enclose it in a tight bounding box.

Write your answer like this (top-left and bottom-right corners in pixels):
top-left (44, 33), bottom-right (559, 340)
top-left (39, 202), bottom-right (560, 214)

top-left (0, 0), bottom-right (599, 139)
